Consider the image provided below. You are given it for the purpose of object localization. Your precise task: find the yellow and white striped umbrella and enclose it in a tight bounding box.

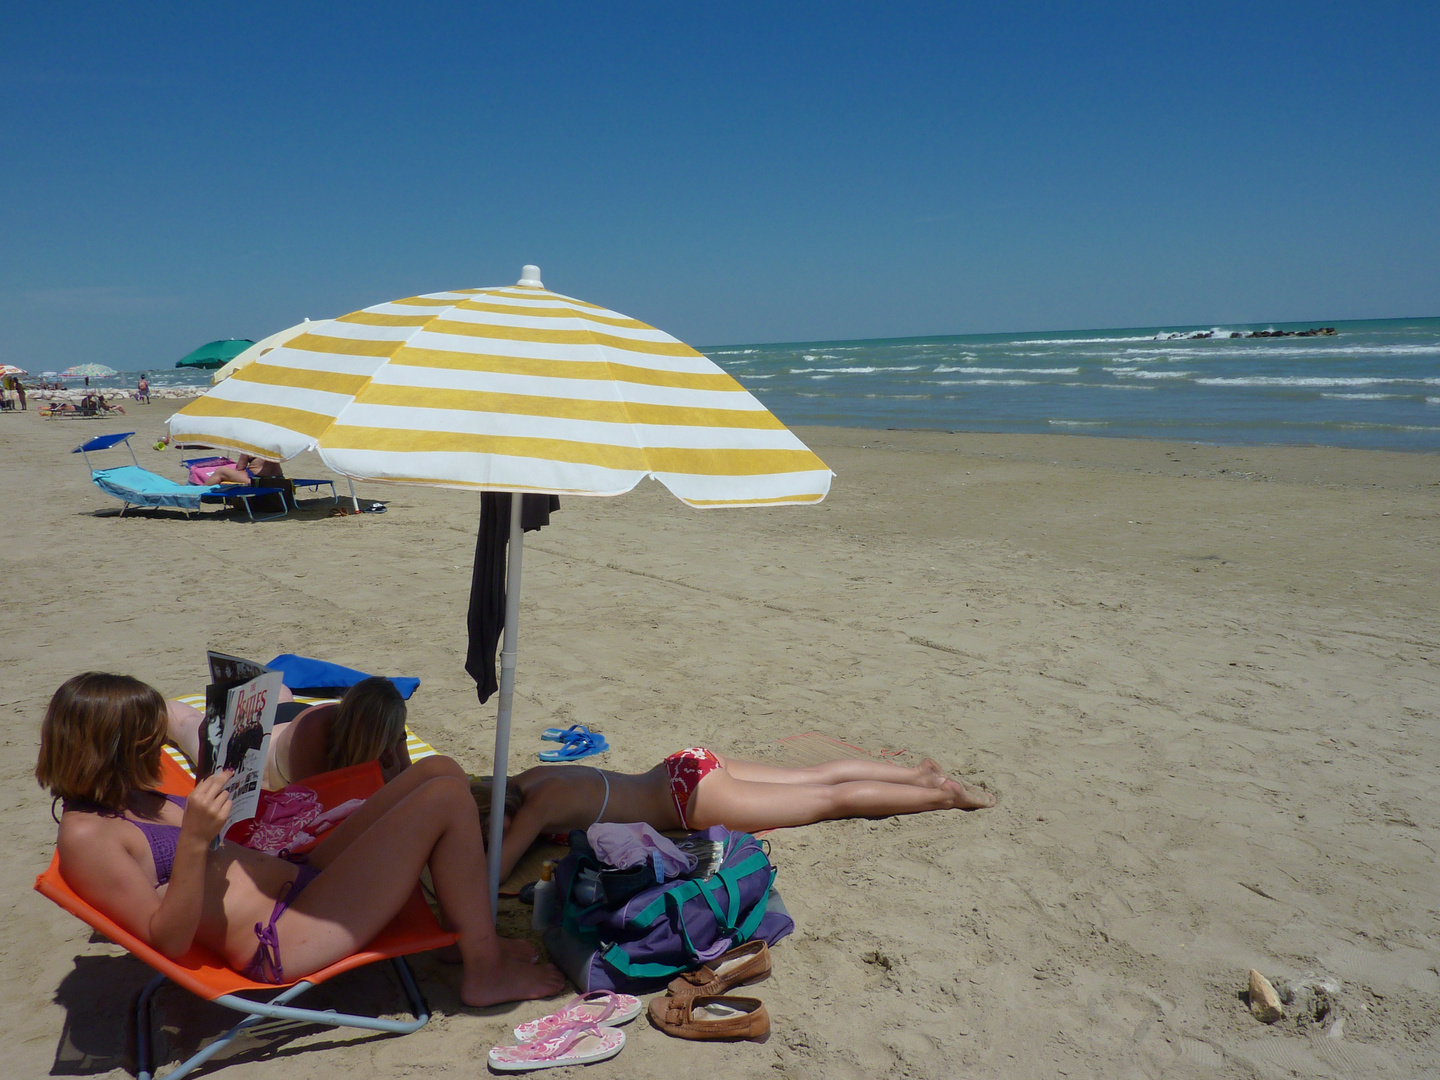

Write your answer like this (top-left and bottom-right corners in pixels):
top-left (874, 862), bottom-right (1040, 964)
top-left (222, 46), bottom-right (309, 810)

top-left (171, 267), bottom-right (831, 507)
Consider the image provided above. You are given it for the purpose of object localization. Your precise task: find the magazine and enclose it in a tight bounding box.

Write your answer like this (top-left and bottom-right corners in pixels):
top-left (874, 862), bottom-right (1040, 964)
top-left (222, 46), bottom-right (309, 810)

top-left (201, 651), bottom-right (282, 833)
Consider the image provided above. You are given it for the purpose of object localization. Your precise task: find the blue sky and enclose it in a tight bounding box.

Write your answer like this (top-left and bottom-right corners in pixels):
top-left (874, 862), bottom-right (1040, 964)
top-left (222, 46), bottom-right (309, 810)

top-left (3, 2), bottom-right (1437, 370)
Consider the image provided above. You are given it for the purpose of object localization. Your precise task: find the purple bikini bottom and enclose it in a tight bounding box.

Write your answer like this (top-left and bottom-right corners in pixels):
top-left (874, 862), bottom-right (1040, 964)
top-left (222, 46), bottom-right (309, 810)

top-left (241, 862), bottom-right (322, 984)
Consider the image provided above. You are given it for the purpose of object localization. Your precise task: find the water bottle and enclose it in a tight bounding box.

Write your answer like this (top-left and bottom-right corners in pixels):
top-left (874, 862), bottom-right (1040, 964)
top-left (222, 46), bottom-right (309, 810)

top-left (531, 861), bottom-right (556, 930)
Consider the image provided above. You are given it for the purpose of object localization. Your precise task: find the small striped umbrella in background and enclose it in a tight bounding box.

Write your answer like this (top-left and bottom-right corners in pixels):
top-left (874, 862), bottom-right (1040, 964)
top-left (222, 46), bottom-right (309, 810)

top-left (170, 266), bottom-right (833, 911)
top-left (61, 363), bottom-right (119, 379)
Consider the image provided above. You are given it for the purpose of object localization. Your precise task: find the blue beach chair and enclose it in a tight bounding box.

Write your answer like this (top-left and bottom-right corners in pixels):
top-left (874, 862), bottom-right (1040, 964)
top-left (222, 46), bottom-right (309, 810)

top-left (72, 432), bottom-right (274, 518)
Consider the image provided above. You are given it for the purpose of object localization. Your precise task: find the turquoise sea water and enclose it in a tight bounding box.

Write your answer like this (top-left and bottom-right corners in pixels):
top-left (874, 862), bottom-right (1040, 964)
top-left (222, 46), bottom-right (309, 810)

top-left (705, 316), bottom-right (1440, 453)
top-left (92, 315), bottom-right (1440, 453)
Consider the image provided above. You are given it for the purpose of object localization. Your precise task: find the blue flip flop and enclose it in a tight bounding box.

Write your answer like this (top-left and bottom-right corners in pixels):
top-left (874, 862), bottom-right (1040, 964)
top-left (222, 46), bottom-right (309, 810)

top-left (538, 731), bottom-right (609, 762)
top-left (541, 723), bottom-right (592, 743)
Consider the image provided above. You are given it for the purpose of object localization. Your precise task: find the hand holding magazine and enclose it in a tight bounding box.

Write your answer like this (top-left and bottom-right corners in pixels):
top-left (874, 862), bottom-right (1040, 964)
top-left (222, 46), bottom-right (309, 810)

top-left (201, 652), bottom-right (282, 834)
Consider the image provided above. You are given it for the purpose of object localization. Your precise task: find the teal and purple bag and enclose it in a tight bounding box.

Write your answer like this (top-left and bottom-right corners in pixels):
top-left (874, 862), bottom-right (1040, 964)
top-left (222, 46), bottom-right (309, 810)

top-left (542, 825), bottom-right (793, 993)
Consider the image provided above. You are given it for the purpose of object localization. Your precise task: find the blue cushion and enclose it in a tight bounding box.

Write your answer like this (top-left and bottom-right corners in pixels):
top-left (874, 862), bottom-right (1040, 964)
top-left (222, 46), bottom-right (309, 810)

top-left (266, 654), bottom-right (420, 700)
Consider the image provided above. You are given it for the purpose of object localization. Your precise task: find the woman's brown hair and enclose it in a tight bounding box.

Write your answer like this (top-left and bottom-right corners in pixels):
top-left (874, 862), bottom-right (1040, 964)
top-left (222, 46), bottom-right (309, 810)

top-left (327, 677), bottom-right (408, 772)
top-left (36, 673), bottom-right (168, 811)
top-left (469, 776), bottom-right (524, 820)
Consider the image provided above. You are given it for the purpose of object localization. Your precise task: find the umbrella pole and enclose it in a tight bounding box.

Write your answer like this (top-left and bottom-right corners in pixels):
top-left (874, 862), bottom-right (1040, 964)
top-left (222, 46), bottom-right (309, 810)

top-left (486, 494), bottom-right (525, 920)
top-left (347, 478), bottom-right (360, 513)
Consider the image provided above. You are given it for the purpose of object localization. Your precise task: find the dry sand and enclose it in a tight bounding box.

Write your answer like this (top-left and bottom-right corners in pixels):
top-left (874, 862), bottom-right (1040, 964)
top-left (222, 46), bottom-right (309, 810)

top-left (2, 403), bottom-right (1437, 1079)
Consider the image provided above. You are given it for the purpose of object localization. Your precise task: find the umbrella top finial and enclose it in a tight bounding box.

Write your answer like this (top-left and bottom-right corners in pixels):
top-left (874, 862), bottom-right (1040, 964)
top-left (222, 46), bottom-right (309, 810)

top-left (516, 265), bottom-right (544, 288)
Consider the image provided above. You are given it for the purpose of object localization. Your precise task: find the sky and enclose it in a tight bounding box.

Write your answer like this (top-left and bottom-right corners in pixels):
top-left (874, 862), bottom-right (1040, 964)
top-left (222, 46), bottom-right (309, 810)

top-left (3, 1), bottom-right (1438, 371)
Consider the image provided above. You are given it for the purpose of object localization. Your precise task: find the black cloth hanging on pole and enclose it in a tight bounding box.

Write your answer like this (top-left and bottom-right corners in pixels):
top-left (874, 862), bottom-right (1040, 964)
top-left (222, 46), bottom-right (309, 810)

top-left (466, 492), bottom-right (560, 703)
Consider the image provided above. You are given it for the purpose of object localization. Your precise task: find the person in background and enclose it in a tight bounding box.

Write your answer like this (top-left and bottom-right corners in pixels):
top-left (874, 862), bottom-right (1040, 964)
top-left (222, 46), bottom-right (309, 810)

top-left (137, 376), bottom-right (150, 404)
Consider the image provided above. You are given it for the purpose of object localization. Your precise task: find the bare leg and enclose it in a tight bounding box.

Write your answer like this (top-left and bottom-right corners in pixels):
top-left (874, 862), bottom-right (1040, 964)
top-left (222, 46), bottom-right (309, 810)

top-left (719, 753), bottom-right (947, 788)
top-left (166, 700), bottom-right (202, 767)
top-left (284, 757), bottom-right (564, 1006)
top-left (208, 466), bottom-right (252, 485)
top-left (685, 771), bottom-right (995, 834)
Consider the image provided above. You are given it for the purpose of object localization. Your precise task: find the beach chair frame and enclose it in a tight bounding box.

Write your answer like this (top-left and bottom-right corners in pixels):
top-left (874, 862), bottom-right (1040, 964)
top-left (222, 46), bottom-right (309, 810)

top-left (35, 757), bottom-right (456, 1080)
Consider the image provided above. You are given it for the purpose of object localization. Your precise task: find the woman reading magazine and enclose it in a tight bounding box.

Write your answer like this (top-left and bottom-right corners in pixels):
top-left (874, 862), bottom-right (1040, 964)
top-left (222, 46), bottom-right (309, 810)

top-left (39, 672), bottom-right (562, 1004)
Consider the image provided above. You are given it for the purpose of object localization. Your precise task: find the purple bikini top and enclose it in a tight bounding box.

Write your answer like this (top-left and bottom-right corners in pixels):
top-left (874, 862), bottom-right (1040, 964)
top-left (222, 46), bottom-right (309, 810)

top-left (65, 794), bottom-right (188, 885)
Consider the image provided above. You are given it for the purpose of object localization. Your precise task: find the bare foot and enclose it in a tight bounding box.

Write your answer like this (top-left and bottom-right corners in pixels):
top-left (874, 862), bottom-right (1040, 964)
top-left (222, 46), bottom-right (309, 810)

top-left (501, 936), bottom-right (539, 962)
top-left (461, 952), bottom-right (565, 1007)
top-left (915, 758), bottom-right (949, 787)
top-left (943, 777), bottom-right (997, 809)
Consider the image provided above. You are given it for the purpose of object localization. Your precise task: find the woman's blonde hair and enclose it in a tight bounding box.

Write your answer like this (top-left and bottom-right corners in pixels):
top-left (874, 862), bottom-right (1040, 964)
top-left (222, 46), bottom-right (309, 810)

top-left (36, 673), bottom-right (168, 811)
top-left (327, 677), bottom-right (407, 772)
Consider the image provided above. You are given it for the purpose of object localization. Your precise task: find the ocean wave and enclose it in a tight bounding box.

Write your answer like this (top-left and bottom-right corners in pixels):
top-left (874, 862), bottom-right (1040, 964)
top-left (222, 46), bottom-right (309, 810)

top-left (929, 378), bottom-right (1037, 386)
top-left (1048, 419), bottom-right (1110, 426)
top-left (1121, 343), bottom-right (1440, 359)
top-left (1320, 392), bottom-right (1402, 400)
top-left (1007, 335), bottom-right (1158, 345)
top-left (1193, 376), bottom-right (1415, 388)
top-left (788, 366), bottom-right (878, 374)
top-left (933, 366), bottom-right (1079, 375)
top-left (1107, 369), bottom-right (1193, 379)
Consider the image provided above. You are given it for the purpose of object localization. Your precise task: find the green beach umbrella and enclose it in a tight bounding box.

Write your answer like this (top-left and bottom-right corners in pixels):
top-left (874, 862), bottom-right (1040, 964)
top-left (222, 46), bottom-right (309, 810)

top-left (175, 339), bottom-right (255, 370)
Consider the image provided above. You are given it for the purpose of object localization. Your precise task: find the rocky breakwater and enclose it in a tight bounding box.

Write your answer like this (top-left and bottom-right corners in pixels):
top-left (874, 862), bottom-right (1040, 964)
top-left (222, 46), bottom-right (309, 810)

top-left (1155, 327), bottom-right (1338, 341)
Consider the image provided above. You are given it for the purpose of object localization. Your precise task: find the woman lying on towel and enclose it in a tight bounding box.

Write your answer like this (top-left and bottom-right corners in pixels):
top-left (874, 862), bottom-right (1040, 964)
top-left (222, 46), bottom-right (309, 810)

top-left (206, 453), bottom-right (284, 487)
top-left (169, 678), bottom-right (995, 883)
top-left (477, 747), bottom-right (996, 882)
top-left (37, 673), bottom-right (563, 1005)
top-left (165, 677), bottom-right (411, 792)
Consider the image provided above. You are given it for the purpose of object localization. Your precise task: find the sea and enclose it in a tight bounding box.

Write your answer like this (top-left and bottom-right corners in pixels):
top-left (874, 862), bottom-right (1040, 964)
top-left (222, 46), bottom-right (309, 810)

top-left (706, 316), bottom-right (1440, 454)
top-left (89, 315), bottom-right (1440, 454)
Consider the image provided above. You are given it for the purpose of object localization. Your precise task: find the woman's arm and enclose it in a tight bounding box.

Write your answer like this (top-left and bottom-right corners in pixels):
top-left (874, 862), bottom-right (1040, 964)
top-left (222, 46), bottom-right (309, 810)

top-left (59, 773), bottom-right (233, 959)
top-left (145, 772), bottom-right (232, 957)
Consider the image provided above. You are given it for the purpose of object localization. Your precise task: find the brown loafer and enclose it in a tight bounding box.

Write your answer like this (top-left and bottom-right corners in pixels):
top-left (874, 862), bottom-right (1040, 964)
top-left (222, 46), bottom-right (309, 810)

top-left (648, 995), bottom-right (770, 1041)
top-left (666, 940), bottom-right (772, 999)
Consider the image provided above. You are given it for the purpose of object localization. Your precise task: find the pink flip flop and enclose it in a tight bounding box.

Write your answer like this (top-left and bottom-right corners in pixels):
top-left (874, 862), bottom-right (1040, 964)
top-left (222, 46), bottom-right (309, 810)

top-left (512, 990), bottom-right (642, 1044)
top-left (488, 1023), bottom-right (625, 1072)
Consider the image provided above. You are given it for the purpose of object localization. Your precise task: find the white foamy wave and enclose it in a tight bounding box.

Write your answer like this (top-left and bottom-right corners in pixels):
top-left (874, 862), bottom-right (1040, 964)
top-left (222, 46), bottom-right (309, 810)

top-left (929, 378), bottom-right (1037, 386)
top-left (1320, 392), bottom-right (1401, 400)
top-left (1011, 335), bottom-right (1158, 345)
top-left (1194, 376), bottom-right (1405, 388)
top-left (1048, 419), bottom-right (1109, 427)
top-left (790, 366), bottom-right (879, 374)
top-left (1427, 397), bottom-right (1440, 405)
top-left (1107, 369), bottom-right (1193, 379)
top-left (933, 366), bottom-right (1078, 375)
top-left (1122, 342), bottom-right (1440, 360)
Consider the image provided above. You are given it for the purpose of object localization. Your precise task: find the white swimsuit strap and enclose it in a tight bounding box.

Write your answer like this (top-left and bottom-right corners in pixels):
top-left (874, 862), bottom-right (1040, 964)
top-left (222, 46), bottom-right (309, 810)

top-left (591, 766), bottom-right (611, 824)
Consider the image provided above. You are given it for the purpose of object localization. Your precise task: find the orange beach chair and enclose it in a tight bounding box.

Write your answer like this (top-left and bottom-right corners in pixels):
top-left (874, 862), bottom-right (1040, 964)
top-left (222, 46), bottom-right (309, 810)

top-left (34, 756), bottom-right (457, 1080)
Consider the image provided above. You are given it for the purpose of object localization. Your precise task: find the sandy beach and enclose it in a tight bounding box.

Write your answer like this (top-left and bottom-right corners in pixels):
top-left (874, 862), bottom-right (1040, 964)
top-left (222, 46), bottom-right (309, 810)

top-left (3, 402), bottom-right (1437, 1079)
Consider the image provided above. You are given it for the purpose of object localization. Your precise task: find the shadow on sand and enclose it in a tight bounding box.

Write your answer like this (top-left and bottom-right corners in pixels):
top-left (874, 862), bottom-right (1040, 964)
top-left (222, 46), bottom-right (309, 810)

top-left (48, 949), bottom-right (449, 1076)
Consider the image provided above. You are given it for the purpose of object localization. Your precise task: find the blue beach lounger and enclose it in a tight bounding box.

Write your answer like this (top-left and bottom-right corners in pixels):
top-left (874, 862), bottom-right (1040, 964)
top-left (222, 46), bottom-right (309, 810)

top-left (74, 432), bottom-right (227, 517)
